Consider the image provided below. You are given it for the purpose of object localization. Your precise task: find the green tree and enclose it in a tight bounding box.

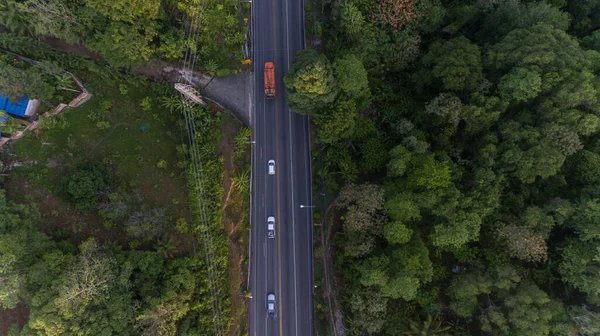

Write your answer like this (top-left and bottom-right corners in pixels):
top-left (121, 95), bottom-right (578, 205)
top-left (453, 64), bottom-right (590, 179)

top-left (582, 30), bottom-right (600, 51)
top-left (487, 24), bottom-right (592, 75)
top-left (567, 150), bottom-right (600, 185)
top-left (425, 93), bottom-right (462, 125)
top-left (314, 99), bottom-right (357, 144)
top-left (347, 288), bottom-right (388, 334)
top-left (408, 154), bottom-right (452, 190)
top-left (515, 143), bottom-right (565, 184)
top-left (0, 191), bottom-right (52, 309)
top-left (497, 67), bottom-right (542, 103)
top-left (360, 136), bottom-right (389, 173)
top-left (284, 49), bottom-right (339, 114)
top-left (571, 199), bottom-right (600, 241)
top-left (478, 1), bottom-right (571, 43)
top-left (26, 240), bottom-right (135, 335)
top-left (479, 283), bottom-right (563, 336)
top-left (64, 164), bottom-right (110, 211)
top-left (0, 57), bottom-right (55, 102)
top-left (447, 269), bottom-right (494, 317)
top-left (421, 36), bottom-right (483, 92)
top-left (0, 0), bottom-right (33, 36)
top-left (358, 236), bottom-right (433, 301)
top-left (542, 123), bottom-right (583, 156)
top-left (384, 193), bottom-right (419, 244)
top-left (339, 3), bottom-right (366, 42)
top-left (22, 0), bottom-right (81, 43)
top-left (91, 21), bottom-right (156, 68)
top-left (332, 54), bottom-right (370, 102)
top-left (336, 183), bottom-right (385, 256)
top-left (430, 211), bottom-right (482, 249)
top-left (558, 240), bottom-right (600, 300)
top-left (85, 0), bottom-right (160, 23)
top-left (388, 144), bottom-right (414, 177)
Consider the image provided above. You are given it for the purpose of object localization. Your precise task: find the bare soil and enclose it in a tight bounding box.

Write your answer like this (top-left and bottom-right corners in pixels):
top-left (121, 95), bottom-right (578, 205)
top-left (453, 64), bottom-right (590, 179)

top-left (0, 302), bottom-right (28, 336)
top-left (218, 114), bottom-right (249, 336)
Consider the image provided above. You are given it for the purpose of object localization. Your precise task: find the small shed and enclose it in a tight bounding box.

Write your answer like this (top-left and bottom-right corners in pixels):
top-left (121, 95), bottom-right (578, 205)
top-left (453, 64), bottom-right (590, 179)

top-left (0, 95), bottom-right (39, 118)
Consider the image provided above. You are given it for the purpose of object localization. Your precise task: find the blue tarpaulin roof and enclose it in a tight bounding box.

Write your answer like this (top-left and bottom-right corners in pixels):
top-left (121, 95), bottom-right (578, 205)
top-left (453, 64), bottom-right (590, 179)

top-left (0, 96), bottom-right (29, 117)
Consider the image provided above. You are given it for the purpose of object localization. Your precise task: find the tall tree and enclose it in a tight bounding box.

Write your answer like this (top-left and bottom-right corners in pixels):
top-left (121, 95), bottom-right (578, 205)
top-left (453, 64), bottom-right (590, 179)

top-left (421, 36), bottom-right (483, 92)
top-left (84, 0), bottom-right (160, 23)
top-left (284, 49), bottom-right (339, 114)
top-left (332, 54), bottom-right (370, 102)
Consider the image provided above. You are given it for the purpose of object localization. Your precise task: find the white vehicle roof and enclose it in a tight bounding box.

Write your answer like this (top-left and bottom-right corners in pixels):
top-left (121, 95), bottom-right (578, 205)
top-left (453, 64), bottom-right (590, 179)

top-left (267, 216), bottom-right (275, 222)
top-left (268, 293), bottom-right (275, 301)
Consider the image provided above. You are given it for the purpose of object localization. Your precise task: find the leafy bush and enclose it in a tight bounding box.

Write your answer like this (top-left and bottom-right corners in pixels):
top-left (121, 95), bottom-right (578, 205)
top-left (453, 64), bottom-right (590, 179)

top-left (37, 114), bottom-right (69, 131)
top-left (96, 121), bottom-right (111, 130)
top-left (175, 218), bottom-right (189, 234)
top-left (140, 97), bottom-right (152, 112)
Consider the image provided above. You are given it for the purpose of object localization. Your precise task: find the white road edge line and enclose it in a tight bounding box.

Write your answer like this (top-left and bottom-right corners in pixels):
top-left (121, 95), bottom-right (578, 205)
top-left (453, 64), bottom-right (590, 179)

top-left (263, 95), bottom-right (269, 336)
top-left (283, 1), bottom-right (300, 335)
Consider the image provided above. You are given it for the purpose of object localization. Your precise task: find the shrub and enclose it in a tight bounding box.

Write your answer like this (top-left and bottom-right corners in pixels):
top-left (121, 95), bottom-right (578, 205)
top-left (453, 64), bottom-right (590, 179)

top-left (37, 114), bottom-right (69, 131)
top-left (64, 164), bottom-right (110, 211)
top-left (119, 84), bottom-right (128, 95)
top-left (96, 121), bottom-right (111, 130)
top-left (216, 68), bottom-right (231, 77)
top-left (140, 97), bottom-right (152, 111)
top-left (156, 159), bottom-right (167, 169)
top-left (175, 218), bottom-right (189, 234)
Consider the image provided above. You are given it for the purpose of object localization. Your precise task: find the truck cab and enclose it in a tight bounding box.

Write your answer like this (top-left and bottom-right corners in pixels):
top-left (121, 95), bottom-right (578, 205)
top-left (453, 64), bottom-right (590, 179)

top-left (267, 216), bottom-right (275, 238)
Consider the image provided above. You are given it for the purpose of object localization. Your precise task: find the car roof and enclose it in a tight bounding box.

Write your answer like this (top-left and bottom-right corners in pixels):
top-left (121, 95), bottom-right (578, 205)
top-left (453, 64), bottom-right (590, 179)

top-left (267, 216), bottom-right (275, 221)
top-left (268, 293), bottom-right (275, 300)
top-left (268, 159), bottom-right (275, 164)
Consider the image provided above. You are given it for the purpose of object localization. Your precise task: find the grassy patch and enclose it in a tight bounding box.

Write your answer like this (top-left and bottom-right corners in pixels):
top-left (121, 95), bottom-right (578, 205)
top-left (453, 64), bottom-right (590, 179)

top-left (6, 73), bottom-right (192, 250)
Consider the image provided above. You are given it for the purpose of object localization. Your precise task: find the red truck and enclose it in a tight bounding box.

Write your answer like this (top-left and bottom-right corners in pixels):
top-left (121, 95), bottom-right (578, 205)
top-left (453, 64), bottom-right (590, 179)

top-left (264, 62), bottom-right (275, 99)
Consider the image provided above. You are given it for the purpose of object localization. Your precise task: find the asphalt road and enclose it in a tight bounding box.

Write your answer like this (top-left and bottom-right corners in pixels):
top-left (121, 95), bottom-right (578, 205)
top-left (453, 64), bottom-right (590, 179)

top-left (248, 0), bottom-right (313, 333)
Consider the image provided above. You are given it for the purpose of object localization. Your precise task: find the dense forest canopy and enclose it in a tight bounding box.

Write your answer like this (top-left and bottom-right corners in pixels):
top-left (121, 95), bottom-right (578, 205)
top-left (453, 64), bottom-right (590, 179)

top-left (283, 0), bottom-right (600, 334)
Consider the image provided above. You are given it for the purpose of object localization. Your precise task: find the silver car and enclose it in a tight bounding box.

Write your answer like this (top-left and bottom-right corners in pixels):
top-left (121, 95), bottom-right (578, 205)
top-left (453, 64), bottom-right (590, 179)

top-left (268, 159), bottom-right (275, 175)
top-left (267, 216), bottom-right (275, 238)
top-left (267, 293), bottom-right (276, 318)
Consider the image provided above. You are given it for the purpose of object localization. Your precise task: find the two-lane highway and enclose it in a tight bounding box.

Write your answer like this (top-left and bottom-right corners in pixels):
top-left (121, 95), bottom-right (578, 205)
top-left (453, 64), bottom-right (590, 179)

top-left (249, 0), bottom-right (313, 332)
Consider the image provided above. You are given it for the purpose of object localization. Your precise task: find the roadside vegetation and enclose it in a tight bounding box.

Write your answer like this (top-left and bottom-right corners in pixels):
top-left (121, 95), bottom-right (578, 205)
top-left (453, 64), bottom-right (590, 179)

top-left (0, 0), bottom-right (247, 73)
top-left (285, 0), bottom-right (600, 334)
top-left (0, 35), bottom-right (246, 334)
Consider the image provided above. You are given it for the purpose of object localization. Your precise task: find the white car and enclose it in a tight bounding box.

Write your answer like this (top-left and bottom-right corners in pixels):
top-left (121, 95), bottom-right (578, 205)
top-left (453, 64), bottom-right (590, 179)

top-left (267, 293), bottom-right (276, 318)
top-left (267, 216), bottom-right (275, 238)
top-left (268, 160), bottom-right (275, 175)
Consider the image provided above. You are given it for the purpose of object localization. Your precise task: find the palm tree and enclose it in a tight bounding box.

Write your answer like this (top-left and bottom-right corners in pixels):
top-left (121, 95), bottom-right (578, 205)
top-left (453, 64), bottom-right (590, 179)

top-left (156, 234), bottom-right (177, 259)
top-left (160, 96), bottom-right (185, 113)
top-left (55, 74), bottom-right (79, 93)
top-left (404, 315), bottom-right (452, 336)
top-left (231, 169), bottom-right (250, 196)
